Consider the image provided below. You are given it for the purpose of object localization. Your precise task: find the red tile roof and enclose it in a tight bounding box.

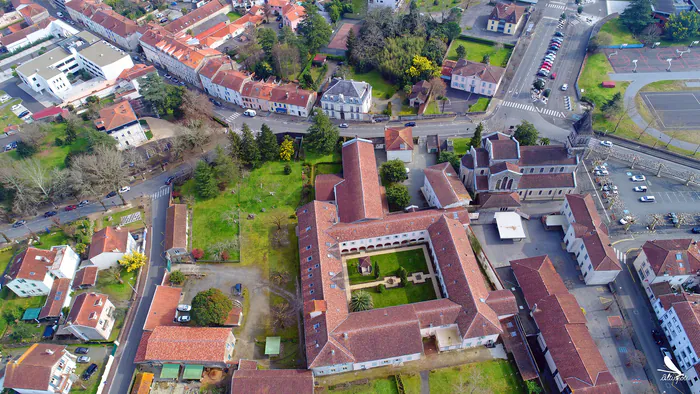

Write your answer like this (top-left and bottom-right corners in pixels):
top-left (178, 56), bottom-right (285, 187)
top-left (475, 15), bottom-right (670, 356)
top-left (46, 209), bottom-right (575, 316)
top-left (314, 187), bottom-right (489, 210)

top-left (165, 204), bottom-right (188, 251)
top-left (488, 138), bottom-right (519, 160)
top-left (211, 69), bottom-right (250, 92)
top-left (384, 127), bottom-right (414, 151)
top-left (117, 64), bottom-right (157, 81)
top-left (500, 316), bottom-right (539, 381)
top-left (489, 3), bottom-right (525, 24)
top-left (164, 0), bottom-right (229, 34)
top-left (97, 101), bottom-right (138, 131)
top-left (582, 231), bottom-right (621, 271)
top-left (18, 3), bottom-right (47, 20)
top-left (3, 344), bottom-right (68, 391)
top-left (231, 369), bottom-right (314, 394)
top-left (641, 239), bottom-right (700, 276)
top-left (270, 84), bottom-right (316, 108)
top-left (489, 161), bottom-right (520, 174)
top-left (282, 2), bottom-right (305, 22)
top-left (477, 192), bottom-right (521, 209)
top-left (225, 307), bottom-right (243, 326)
top-left (423, 162), bottom-right (471, 207)
top-left (72, 266), bottom-right (99, 289)
top-left (564, 194), bottom-right (605, 235)
top-left (475, 175), bottom-right (489, 190)
top-left (65, 292), bottom-right (110, 328)
top-left (31, 106), bottom-right (66, 120)
top-left (451, 59), bottom-right (505, 84)
top-left (89, 226), bottom-right (131, 259)
top-left (237, 359), bottom-right (258, 370)
top-left (6, 247), bottom-right (57, 281)
top-left (335, 139), bottom-right (383, 223)
top-left (0, 17), bottom-right (53, 46)
top-left (39, 278), bottom-right (71, 319)
top-left (143, 285), bottom-right (182, 331)
top-left (657, 292), bottom-right (700, 311)
top-left (519, 145), bottom-right (577, 166)
top-left (511, 255), bottom-right (568, 309)
top-left (90, 9), bottom-right (139, 39)
top-left (518, 173), bottom-right (575, 189)
top-left (485, 289), bottom-right (518, 316)
top-left (198, 57), bottom-right (232, 80)
top-left (134, 326), bottom-right (234, 364)
top-left (314, 173), bottom-right (343, 201)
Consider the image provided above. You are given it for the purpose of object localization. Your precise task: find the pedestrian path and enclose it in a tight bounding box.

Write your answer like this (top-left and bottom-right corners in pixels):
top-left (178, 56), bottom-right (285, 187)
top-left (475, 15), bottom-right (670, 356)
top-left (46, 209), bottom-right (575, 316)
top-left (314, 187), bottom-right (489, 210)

top-left (501, 101), bottom-right (565, 118)
top-left (546, 3), bottom-right (567, 9)
top-left (151, 186), bottom-right (170, 201)
top-left (613, 248), bottom-right (628, 265)
top-left (225, 112), bottom-right (240, 123)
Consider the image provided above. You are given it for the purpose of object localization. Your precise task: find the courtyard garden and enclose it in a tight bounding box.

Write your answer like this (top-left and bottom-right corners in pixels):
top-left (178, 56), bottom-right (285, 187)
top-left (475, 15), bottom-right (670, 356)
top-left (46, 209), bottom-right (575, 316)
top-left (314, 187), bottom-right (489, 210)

top-left (352, 282), bottom-right (437, 309)
top-left (598, 18), bottom-right (640, 46)
top-left (347, 68), bottom-right (397, 99)
top-left (346, 248), bottom-right (430, 285)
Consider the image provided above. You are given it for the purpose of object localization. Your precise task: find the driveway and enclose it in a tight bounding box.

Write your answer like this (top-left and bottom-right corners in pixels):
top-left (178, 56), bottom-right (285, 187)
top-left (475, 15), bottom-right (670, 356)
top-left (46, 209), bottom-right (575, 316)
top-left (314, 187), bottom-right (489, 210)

top-left (179, 264), bottom-right (269, 361)
top-left (374, 141), bottom-right (437, 208)
top-left (460, 2), bottom-right (520, 44)
top-left (443, 87), bottom-right (484, 114)
top-left (0, 79), bottom-right (45, 113)
top-left (472, 219), bottom-right (646, 392)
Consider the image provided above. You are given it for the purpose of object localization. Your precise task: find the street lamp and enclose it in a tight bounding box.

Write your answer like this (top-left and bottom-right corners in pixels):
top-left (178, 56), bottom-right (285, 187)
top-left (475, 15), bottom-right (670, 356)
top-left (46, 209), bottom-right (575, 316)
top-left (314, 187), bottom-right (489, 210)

top-left (608, 51), bottom-right (618, 60)
top-left (666, 58), bottom-right (672, 72)
top-left (632, 59), bottom-right (638, 73)
top-left (690, 41), bottom-right (699, 48)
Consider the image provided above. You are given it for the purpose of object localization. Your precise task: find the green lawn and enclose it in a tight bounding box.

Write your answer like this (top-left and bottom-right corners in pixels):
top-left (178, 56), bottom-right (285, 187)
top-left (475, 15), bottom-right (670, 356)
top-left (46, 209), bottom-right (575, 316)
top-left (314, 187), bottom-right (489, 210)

top-left (0, 287), bottom-right (46, 338)
top-left (451, 137), bottom-right (471, 156)
top-left (350, 0), bottom-right (368, 16)
top-left (0, 98), bottom-right (22, 130)
top-left (99, 207), bottom-right (146, 231)
top-left (346, 249), bottom-right (429, 285)
top-left (347, 68), bottom-right (397, 99)
top-left (469, 97), bottom-right (490, 112)
top-left (579, 53), bottom-right (629, 109)
top-left (400, 105), bottom-right (418, 115)
top-left (598, 18), bottom-right (640, 45)
top-left (227, 12), bottom-right (242, 21)
top-left (424, 101), bottom-right (441, 115)
top-left (6, 123), bottom-right (90, 170)
top-left (447, 37), bottom-right (513, 67)
top-left (353, 282), bottom-right (437, 309)
top-left (415, 0), bottom-right (464, 12)
top-left (33, 230), bottom-right (70, 249)
top-left (87, 269), bottom-right (137, 304)
top-left (404, 360), bottom-right (525, 394)
top-left (328, 377), bottom-right (399, 394)
top-left (0, 248), bottom-right (15, 276)
top-left (316, 162), bottom-right (342, 175)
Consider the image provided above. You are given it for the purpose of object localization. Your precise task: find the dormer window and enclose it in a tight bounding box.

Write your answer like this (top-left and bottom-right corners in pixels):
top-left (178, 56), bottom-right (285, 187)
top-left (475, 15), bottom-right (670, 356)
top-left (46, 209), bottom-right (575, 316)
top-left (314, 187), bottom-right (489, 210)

top-left (88, 312), bottom-right (98, 320)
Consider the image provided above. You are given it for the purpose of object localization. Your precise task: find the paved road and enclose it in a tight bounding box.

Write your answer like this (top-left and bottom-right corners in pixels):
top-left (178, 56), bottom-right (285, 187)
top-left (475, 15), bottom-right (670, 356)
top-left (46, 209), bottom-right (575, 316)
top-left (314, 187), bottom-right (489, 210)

top-left (108, 187), bottom-right (170, 394)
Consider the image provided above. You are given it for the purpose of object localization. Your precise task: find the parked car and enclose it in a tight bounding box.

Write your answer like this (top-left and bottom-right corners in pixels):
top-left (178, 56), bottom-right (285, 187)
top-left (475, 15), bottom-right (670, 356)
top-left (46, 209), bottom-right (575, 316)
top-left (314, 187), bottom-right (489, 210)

top-left (633, 186), bottom-right (648, 192)
top-left (82, 364), bottom-right (98, 380)
top-left (243, 109), bottom-right (256, 117)
top-left (165, 176), bottom-right (175, 185)
top-left (17, 111), bottom-right (29, 118)
top-left (339, 123), bottom-right (349, 128)
top-left (177, 315), bottom-right (190, 323)
top-left (171, 78), bottom-right (179, 84)
top-left (660, 347), bottom-right (672, 361)
top-left (404, 121), bottom-right (416, 127)
top-left (278, 22), bottom-right (283, 28)
top-left (177, 304), bottom-right (191, 312)
top-left (594, 169), bottom-right (609, 176)
top-left (276, 15), bottom-right (282, 21)
top-left (77, 356), bottom-right (90, 363)
top-left (11, 220), bottom-right (26, 228)
top-left (599, 140), bottom-right (613, 147)
top-left (652, 329), bottom-right (664, 345)
top-left (0, 94), bottom-right (11, 103)
top-left (692, 226), bottom-right (700, 234)
top-left (619, 216), bottom-right (632, 225)
top-left (554, 31), bottom-right (564, 37)
top-left (631, 175), bottom-right (646, 182)
top-left (65, 205), bottom-right (77, 211)
top-left (43, 211), bottom-right (57, 218)
top-left (119, 186), bottom-right (130, 193)
top-left (640, 196), bottom-right (656, 202)
top-left (106, 191), bottom-right (117, 198)
top-left (78, 200), bottom-right (90, 207)
top-left (11, 104), bottom-right (21, 111)
top-left (561, 84), bottom-right (568, 91)
top-left (57, 11), bottom-right (64, 17)
top-left (75, 347), bottom-right (89, 354)
top-left (602, 185), bottom-right (618, 192)
top-left (233, 283), bottom-right (242, 296)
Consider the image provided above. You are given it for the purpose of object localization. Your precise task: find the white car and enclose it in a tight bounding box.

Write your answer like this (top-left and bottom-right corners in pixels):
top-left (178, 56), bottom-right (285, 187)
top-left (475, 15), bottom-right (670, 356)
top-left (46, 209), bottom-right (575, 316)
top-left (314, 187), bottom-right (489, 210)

top-left (177, 315), bottom-right (190, 323)
top-left (561, 84), bottom-right (568, 91)
top-left (600, 140), bottom-right (613, 147)
top-left (177, 304), bottom-right (192, 312)
top-left (602, 185), bottom-right (618, 192)
top-left (0, 95), bottom-right (11, 103)
top-left (594, 165), bottom-right (607, 172)
top-left (594, 169), bottom-right (609, 176)
top-left (119, 186), bottom-right (130, 193)
top-left (631, 175), bottom-right (646, 182)
top-left (619, 216), bottom-right (632, 225)
top-left (640, 196), bottom-right (656, 202)
top-left (57, 11), bottom-right (63, 17)
top-left (633, 186), bottom-right (647, 192)
top-left (11, 104), bottom-right (21, 111)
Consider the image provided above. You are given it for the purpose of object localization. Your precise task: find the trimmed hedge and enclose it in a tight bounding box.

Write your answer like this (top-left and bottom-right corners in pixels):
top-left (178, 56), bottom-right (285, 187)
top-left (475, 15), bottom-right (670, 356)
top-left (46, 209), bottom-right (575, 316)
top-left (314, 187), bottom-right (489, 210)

top-left (456, 34), bottom-right (515, 49)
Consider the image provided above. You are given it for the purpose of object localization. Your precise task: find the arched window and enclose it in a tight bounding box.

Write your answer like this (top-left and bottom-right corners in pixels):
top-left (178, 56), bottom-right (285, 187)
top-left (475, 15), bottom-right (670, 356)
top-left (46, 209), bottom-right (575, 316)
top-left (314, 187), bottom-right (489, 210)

top-left (501, 177), bottom-right (509, 189)
top-left (506, 179), bottom-right (513, 189)
top-left (495, 179), bottom-right (502, 189)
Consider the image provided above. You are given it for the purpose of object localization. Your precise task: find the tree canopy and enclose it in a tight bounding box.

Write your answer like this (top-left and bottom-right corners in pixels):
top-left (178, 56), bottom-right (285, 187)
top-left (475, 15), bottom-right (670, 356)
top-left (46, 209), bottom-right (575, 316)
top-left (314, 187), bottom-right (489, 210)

top-left (386, 183), bottom-right (411, 210)
top-left (194, 160), bottom-right (218, 199)
top-left (514, 121), bottom-right (539, 146)
top-left (118, 251), bottom-right (147, 272)
top-left (240, 123), bottom-right (261, 167)
top-left (257, 124), bottom-right (279, 162)
top-left (380, 159), bottom-right (408, 184)
top-left (306, 110), bottom-right (339, 154)
top-left (619, 0), bottom-right (654, 35)
top-left (191, 288), bottom-right (233, 326)
top-left (666, 11), bottom-right (700, 42)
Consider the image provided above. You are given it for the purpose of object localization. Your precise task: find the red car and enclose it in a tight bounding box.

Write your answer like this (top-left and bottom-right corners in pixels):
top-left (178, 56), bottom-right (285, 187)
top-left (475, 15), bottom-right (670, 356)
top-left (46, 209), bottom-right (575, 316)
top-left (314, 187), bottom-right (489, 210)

top-left (65, 205), bottom-right (78, 211)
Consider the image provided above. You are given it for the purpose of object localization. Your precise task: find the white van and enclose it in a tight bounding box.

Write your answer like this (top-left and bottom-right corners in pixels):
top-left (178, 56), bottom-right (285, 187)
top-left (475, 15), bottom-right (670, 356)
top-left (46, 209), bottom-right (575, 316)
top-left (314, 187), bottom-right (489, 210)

top-left (243, 109), bottom-right (256, 117)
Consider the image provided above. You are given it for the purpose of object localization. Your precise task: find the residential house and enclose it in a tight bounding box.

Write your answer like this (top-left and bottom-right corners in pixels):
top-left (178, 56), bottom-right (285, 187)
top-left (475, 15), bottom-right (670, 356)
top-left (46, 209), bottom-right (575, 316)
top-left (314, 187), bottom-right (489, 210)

top-left (193, 9), bottom-right (264, 49)
top-left (281, 2), bottom-right (305, 31)
top-left (475, 192), bottom-right (521, 212)
top-left (39, 278), bottom-right (72, 320)
top-left (487, 3), bottom-right (525, 35)
top-left (442, 59), bottom-right (505, 97)
top-left (368, 0), bottom-right (402, 10)
top-left (114, 63), bottom-right (159, 101)
top-left (408, 80), bottom-right (430, 108)
top-left (4, 246), bottom-right (79, 298)
top-left (165, 204), bottom-right (190, 263)
top-left (561, 194), bottom-right (621, 285)
top-left (231, 361), bottom-right (314, 394)
top-left (143, 285), bottom-right (183, 331)
top-left (95, 101), bottom-right (147, 149)
top-left (301, 138), bottom-right (518, 376)
top-left (31, 106), bottom-right (70, 123)
top-left (163, 0), bottom-right (233, 35)
top-left (268, 0), bottom-right (289, 14)
top-left (511, 255), bottom-right (620, 393)
top-left (241, 79), bottom-right (274, 111)
top-left (459, 131), bottom-right (578, 201)
top-left (269, 84), bottom-right (317, 117)
top-left (58, 292), bottom-right (115, 341)
top-left (634, 239), bottom-right (700, 298)
top-left (19, 3), bottom-right (49, 25)
top-left (66, 0), bottom-right (141, 50)
top-left (384, 127), bottom-right (414, 163)
top-left (422, 162), bottom-right (472, 209)
top-left (0, 344), bottom-right (77, 394)
top-left (320, 79), bottom-right (373, 121)
top-left (134, 326), bottom-right (236, 368)
top-left (88, 226), bottom-right (138, 270)
top-left (1, 18), bottom-right (78, 53)
top-left (72, 266), bottom-right (99, 290)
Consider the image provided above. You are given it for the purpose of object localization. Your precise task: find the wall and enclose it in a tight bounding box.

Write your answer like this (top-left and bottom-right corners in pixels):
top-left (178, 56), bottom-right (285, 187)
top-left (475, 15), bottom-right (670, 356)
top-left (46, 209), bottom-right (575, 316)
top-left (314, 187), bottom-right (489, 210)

top-left (387, 149), bottom-right (413, 163)
top-left (90, 252), bottom-right (124, 270)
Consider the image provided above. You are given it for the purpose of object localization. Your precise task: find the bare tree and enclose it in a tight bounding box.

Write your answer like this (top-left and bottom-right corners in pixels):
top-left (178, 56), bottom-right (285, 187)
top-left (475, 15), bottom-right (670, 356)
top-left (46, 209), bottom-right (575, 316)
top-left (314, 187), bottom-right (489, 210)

top-left (17, 158), bottom-right (69, 208)
top-left (172, 122), bottom-right (212, 155)
top-left (272, 43), bottom-right (301, 79)
top-left (0, 159), bottom-right (42, 215)
top-left (18, 123), bottom-right (49, 149)
top-left (181, 90), bottom-right (213, 123)
top-left (452, 369), bottom-right (490, 394)
top-left (270, 270), bottom-right (291, 287)
top-left (270, 301), bottom-right (294, 330)
top-left (68, 167), bottom-right (108, 211)
top-left (106, 265), bottom-right (124, 284)
top-left (676, 213), bottom-right (692, 229)
top-left (648, 214), bottom-right (663, 231)
top-left (70, 146), bottom-right (129, 205)
top-left (627, 349), bottom-right (647, 368)
top-left (267, 209), bottom-right (288, 230)
top-left (124, 148), bottom-right (147, 180)
top-left (428, 77), bottom-right (447, 102)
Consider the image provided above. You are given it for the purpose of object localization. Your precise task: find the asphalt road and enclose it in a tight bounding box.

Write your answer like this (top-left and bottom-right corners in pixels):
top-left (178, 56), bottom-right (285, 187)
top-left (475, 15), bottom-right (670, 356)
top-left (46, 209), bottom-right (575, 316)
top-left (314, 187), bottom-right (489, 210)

top-left (108, 186), bottom-right (170, 394)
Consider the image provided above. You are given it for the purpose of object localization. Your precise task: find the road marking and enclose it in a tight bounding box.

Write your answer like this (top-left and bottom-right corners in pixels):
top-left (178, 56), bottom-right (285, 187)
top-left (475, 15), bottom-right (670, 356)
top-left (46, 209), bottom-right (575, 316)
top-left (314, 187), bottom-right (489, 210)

top-left (226, 112), bottom-right (240, 122)
top-left (151, 188), bottom-right (170, 200)
top-left (542, 16), bottom-right (559, 20)
top-left (546, 3), bottom-right (567, 9)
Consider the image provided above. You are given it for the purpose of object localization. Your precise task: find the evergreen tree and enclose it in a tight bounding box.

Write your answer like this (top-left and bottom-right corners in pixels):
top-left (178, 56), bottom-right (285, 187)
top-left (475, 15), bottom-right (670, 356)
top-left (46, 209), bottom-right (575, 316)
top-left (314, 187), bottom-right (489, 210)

top-left (194, 160), bottom-right (218, 199)
top-left (212, 145), bottom-right (240, 187)
top-left (469, 122), bottom-right (484, 148)
top-left (240, 123), bottom-right (261, 167)
top-left (374, 261), bottom-right (380, 279)
top-left (346, 28), bottom-right (356, 53)
top-left (620, 0), bottom-right (654, 35)
top-left (257, 124), bottom-right (279, 162)
top-left (306, 110), bottom-right (339, 154)
top-left (455, 44), bottom-right (467, 60)
top-left (228, 131), bottom-right (243, 159)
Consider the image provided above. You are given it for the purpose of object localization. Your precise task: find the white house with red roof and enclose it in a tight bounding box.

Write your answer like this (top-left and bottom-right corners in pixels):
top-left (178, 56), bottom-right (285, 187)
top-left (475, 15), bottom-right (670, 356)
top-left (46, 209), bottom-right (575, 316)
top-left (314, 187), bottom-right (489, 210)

top-left (511, 255), bottom-right (620, 393)
top-left (442, 59), bottom-right (505, 97)
top-left (58, 292), bottom-right (116, 341)
top-left (634, 239), bottom-right (700, 298)
top-left (4, 245), bottom-right (79, 298)
top-left (95, 101), bottom-right (147, 149)
top-left (422, 162), bottom-right (472, 209)
top-left (0, 344), bottom-right (77, 394)
top-left (134, 326), bottom-right (236, 368)
top-left (282, 2), bottom-right (305, 31)
top-left (459, 131), bottom-right (577, 201)
top-left (88, 226), bottom-right (137, 270)
top-left (384, 127), bottom-right (414, 163)
top-left (561, 194), bottom-right (621, 285)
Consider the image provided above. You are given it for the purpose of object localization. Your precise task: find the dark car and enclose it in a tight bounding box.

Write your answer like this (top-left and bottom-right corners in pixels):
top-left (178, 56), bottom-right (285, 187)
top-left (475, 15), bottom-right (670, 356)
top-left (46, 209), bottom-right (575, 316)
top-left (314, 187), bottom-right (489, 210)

top-left (165, 176), bottom-right (176, 185)
top-left (106, 191), bottom-right (117, 198)
top-left (233, 283), bottom-right (242, 296)
top-left (78, 200), bottom-right (89, 207)
top-left (65, 205), bottom-right (77, 211)
top-left (43, 211), bottom-right (57, 218)
top-left (17, 111), bottom-right (29, 118)
top-left (692, 226), bottom-right (700, 234)
top-left (652, 329), bottom-right (664, 345)
top-left (11, 220), bottom-right (26, 228)
top-left (82, 363), bottom-right (98, 380)
top-left (404, 121), bottom-right (416, 127)
top-left (554, 31), bottom-right (564, 37)
top-left (75, 347), bottom-right (89, 354)
top-left (276, 15), bottom-right (282, 21)
top-left (278, 22), bottom-right (283, 28)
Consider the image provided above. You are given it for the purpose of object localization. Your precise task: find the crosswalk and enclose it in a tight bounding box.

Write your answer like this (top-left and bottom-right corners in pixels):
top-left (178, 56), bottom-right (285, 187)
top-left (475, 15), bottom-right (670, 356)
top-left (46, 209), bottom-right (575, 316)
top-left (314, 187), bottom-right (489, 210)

top-left (546, 3), bottom-right (567, 9)
top-left (225, 112), bottom-right (241, 123)
top-left (501, 101), bottom-right (566, 118)
top-left (613, 248), bottom-right (627, 265)
top-left (151, 186), bottom-right (170, 201)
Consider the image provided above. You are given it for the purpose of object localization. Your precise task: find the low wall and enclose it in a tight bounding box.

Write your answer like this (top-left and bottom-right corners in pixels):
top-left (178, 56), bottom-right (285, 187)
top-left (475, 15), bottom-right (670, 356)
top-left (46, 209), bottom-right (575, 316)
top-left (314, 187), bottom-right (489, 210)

top-left (600, 43), bottom-right (644, 49)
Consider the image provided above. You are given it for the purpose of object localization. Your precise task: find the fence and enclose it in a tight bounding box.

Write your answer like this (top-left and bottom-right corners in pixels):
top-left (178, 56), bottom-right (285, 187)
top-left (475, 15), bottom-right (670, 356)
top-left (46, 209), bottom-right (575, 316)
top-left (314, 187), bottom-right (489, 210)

top-left (600, 44), bottom-right (645, 49)
top-left (573, 13), bottom-right (618, 100)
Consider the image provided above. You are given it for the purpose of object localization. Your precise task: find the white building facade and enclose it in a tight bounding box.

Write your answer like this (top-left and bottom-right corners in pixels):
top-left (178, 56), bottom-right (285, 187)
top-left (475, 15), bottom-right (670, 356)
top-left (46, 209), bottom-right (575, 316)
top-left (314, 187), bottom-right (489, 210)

top-left (320, 79), bottom-right (373, 121)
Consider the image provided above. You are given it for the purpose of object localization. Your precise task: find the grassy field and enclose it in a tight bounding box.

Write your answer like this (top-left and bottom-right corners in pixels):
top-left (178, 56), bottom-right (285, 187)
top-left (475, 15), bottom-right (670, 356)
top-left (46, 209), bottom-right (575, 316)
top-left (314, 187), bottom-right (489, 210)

top-left (34, 230), bottom-right (70, 249)
top-left (87, 268), bottom-right (137, 304)
top-left (598, 18), bottom-right (640, 45)
top-left (579, 53), bottom-right (629, 109)
top-left (98, 207), bottom-right (146, 231)
top-left (353, 282), bottom-right (437, 309)
top-left (403, 360), bottom-right (525, 394)
top-left (400, 105), bottom-right (418, 115)
top-left (6, 123), bottom-right (90, 170)
top-left (0, 98), bottom-right (22, 131)
top-left (227, 12), bottom-right (242, 21)
top-left (0, 287), bottom-right (46, 339)
top-left (446, 37), bottom-right (513, 67)
top-left (415, 0), bottom-right (463, 12)
top-left (328, 377), bottom-right (399, 394)
top-left (0, 248), bottom-right (15, 276)
top-left (469, 97), bottom-right (490, 112)
top-left (346, 249), bottom-right (429, 285)
top-left (640, 80), bottom-right (700, 92)
top-left (347, 68), bottom-right (397, 99)
top-left (451, 137), bottom-right (471, 156)
top-left (316, 162), bottom-right (342, 175)
top-left (351, 0), bottom-right (367, 15)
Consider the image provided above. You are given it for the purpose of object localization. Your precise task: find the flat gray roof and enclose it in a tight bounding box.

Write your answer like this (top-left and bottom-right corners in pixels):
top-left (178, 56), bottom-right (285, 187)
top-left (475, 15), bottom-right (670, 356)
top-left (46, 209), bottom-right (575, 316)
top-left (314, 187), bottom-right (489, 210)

top-left (78, 40), bottom-right (127, 68)
top-left (16, 47), bottom-right (71, 80)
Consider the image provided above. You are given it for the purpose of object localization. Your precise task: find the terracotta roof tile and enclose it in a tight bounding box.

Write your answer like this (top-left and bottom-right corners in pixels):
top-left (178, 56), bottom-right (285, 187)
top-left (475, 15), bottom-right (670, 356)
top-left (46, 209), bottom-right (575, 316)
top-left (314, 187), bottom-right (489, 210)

top-left (117, 64), bottom-right (157, 81)
top-left (489, 161), bottom-right (520, 174)
top-left (477, 192), bottom-right (521, 209)
top-left (164, 0), bottom-right (228, 33)
top-left (0, 17), bottom-right (53, 46)
top-left (134, 326), bottom-right (234, 363)
top-left (143, 285), bottom-right (182, 331)
top-left (641, 239), bottom-right (700, 276)
top-left (97, 101), bottom-right (138, 132)
top-left (39, 278), bottom-right (71, 319)
top-left (519, 145), bottom-right (577, 166)
top-left (314, 173), bottom-right (343, 201)
top-left (282, 3), bottom-right (305, 22)
top-left (335, 139), bottom-right (383, 223)
top-left (582, 230), bottom-right (621, 271)
top-left (500, 316), bottom-right (539, 381)
top-left (72, 266), bottom-right (99, 289)
top-left (3, 344), bottom-right (68, 391)
top-left (564, 194), bottom-right (605, 235)
top-left (488, 138), bottom-right (519, 160)
top-left (231, 369), bottom-right (314, 394)
top-left (90, 9), bottom-right (139, 39)
top-left (211, 69), bottom-right (250, 91)
top-left (385, 127), bottom-right (414, 151)
top-left (518, 173), bottom-right (575, 189)
top-left (65, 292), bottom-right (110, 328)
top-left (489, 3), bottom-right (525, 24)
top-left (131, 372), bottom-right (154, 394)
top-left (485, 289), bottom-right (518, 316)
top-left (451, 59), bottom-right (505, 84)
top-left (270, 83), bottom-right (316, 107)
top-left (511, 255), bottom-right (569, 309)
top-left (423, 162), bottom-right (471, 207)
top-left (6, 247), bottom-right (57, 281)
top-left (475, 175), bottom-right (489, 190)
top-left (165, 204), bottom-right (188, 251)
top-left (237, 359), bottom-right (258, 370)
